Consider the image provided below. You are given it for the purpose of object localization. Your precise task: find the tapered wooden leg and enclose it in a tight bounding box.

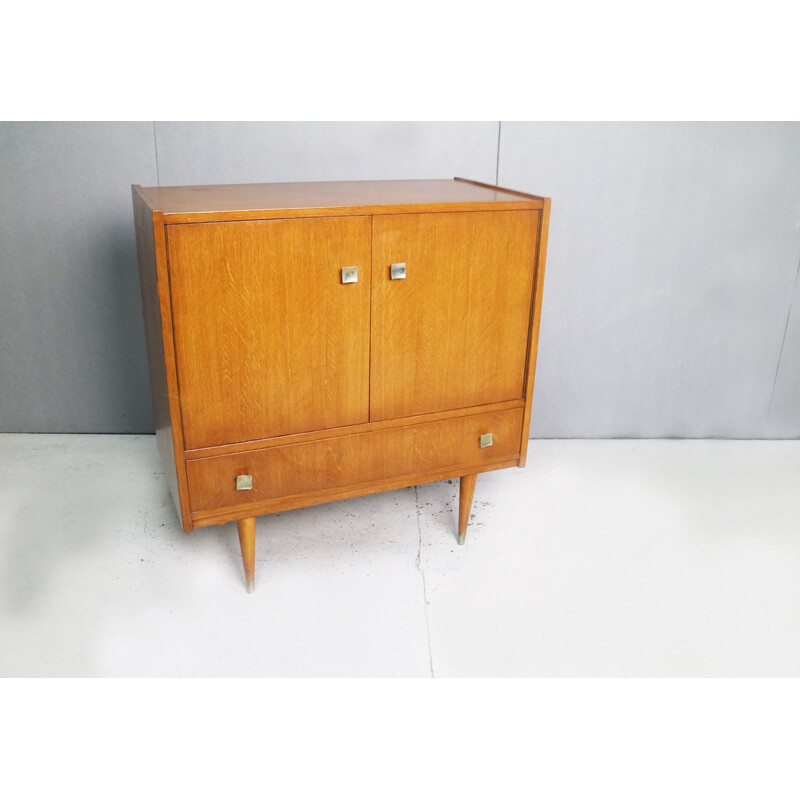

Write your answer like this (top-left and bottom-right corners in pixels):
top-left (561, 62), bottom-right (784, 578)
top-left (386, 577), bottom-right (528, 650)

top-left (237, 517), bottom-right (256, 594)
top-left (458, 473), bottom-right (478, 546)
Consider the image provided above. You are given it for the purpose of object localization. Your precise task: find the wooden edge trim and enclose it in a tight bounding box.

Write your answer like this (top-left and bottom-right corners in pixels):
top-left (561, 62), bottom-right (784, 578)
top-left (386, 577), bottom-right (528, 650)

top-left (132, 184), bottom-right (163, 212)
top-left (454, 176), bottom-right (549, 202)
top-left (190, 459), bottom-right (520, 528)
top-left (152, 212), bottom-right (194, 531)
top-left (159, 200), bottom-right (542, 224)
top-left (518, 198), bottom-right (551, 467)
top-left (184, 399), bottom-right (526, 461)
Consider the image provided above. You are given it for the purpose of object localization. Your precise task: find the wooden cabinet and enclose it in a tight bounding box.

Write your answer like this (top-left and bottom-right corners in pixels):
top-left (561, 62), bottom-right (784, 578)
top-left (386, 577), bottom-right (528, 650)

top-left (132, 179), bottom-right (550, 592)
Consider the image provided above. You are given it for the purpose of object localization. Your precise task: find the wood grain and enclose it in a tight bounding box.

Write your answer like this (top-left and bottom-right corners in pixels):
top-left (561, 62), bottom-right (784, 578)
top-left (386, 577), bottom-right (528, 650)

top-left (167, 216), bottom-right (372, 450)
top-left (185, 408), bottom-right (523, 514)
top-left (370, 210), bottom-right (538, 421)
top-left (134, 179), bottom-right (543, 224)
top-left (184, 398), bottom-right (525, 460)
top-left (192, 459), bottom-right (519, 529)
top-left (133, 179), bottom-right (551, 555)
top-left (132, 187), bottom-right (193, 532)
top-left (518, 198), bottom-right (551, 467)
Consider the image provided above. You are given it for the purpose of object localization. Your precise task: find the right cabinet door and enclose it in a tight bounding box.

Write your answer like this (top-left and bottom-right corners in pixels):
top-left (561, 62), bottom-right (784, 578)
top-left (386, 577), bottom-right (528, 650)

top-left (370, 210), bottom-right (539, 421)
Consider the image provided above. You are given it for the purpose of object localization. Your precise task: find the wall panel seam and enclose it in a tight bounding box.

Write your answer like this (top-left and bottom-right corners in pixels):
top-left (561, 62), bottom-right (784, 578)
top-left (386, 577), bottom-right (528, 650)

top-left (769, 252), bottom-right (800, 410)
top-left (152, 121), bottom-right (161, 187)
top-left (495, 121), bottom-right (502, 185)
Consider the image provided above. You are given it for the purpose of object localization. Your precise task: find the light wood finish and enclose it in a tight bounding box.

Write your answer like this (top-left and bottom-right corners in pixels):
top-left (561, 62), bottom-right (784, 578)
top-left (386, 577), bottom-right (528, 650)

top-left (184, 399), bottom-right (524, 460)
top-left (132, 189), bottom-right (193, 531)
top-left (186, 408), bottom-right (523, 515)
top-left (193, 459), bottom-right (519, 529)
top-left (518, 197), bottom-right (551, 467)
top-left (132, 179), bottom-right (551, 589)
top-left (371, 210), bottom-right (538, 420)
top-left (453, 176), bottom-right (548, 201)
top-left (135, 179), bottom-right (543, 224)
top-left (237, 517), bottom-right (256, 593)
top-left (167, 216), bottom-right (371, 449)
top-left (458, 473), bottom-right (478, 545)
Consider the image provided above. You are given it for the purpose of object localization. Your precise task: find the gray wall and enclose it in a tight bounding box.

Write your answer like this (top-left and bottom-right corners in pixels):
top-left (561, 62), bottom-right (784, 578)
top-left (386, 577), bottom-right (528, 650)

top-left (1, 122), bottom-right (798, 438)
top-left (502, 123), bottom-right (800, 438)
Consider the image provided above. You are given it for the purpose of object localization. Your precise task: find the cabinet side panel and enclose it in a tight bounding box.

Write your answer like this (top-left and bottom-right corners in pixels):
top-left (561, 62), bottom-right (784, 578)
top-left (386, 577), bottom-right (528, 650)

top-left (132, 188), bottom-right (193, 531)
top-left (518, 200), bottom-right (550, 466)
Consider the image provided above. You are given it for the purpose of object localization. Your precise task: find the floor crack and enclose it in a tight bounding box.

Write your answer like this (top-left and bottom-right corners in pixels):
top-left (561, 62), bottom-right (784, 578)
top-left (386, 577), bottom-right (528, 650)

top-left (414, 485), bottom-right (435, 678)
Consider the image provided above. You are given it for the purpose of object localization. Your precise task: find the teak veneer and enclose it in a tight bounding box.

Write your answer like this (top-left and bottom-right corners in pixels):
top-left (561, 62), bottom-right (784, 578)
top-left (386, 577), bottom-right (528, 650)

top-left (132, 178), bottom-right (550, 592)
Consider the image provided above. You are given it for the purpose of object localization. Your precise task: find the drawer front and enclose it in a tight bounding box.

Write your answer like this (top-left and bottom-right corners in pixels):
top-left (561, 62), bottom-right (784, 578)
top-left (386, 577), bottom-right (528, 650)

top-left (186, 408), bottom-right (523, 514)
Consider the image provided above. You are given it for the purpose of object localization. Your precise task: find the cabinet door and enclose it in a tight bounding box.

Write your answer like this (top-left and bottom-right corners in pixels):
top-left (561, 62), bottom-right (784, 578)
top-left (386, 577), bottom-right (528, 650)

top-left (371, 210), bottom-right (538, 421)
top-left (167, 216), bottom-right (371, 449)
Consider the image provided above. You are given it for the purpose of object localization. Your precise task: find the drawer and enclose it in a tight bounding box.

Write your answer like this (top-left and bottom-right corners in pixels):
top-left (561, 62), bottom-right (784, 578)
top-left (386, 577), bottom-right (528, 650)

top-left (186, 408), bottom-right (523, 515)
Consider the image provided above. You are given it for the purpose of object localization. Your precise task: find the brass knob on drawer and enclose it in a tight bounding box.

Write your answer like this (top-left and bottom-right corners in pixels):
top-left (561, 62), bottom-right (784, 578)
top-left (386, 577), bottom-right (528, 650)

top-left (479, 433), bottom-right (493, 448)
top-left (236, 474), bottom-right (253, 490)
top-left (390, 262), bottom-right (406, 280)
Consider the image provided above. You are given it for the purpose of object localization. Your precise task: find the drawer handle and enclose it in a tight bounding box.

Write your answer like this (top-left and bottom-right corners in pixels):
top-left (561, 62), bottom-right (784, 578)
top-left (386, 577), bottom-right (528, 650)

top-left (341, 266), bottom-right (358, 284)
top-left (236, 474), bottom-right (253, 491)
top-left (479, 433), bottom-right (493, 448)
top-left (390, 262), bottom-right (406, 280)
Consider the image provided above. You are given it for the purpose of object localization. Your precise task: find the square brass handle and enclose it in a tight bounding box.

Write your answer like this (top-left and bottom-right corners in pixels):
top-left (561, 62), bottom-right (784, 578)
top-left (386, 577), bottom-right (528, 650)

top-left (390, 263), bottom-right (406, 280)
top-left (341, 267), bottom-right (358, 284)
top-left (236, 475), bottom-right (253, 490)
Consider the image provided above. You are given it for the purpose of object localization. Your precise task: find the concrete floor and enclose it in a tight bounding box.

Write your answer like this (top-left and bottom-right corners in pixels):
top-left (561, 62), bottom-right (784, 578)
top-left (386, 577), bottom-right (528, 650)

top-left (1, 434), bottom-right (799, 677)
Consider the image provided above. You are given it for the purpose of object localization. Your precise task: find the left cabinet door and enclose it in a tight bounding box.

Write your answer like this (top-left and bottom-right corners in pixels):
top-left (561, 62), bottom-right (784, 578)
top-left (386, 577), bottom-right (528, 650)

top-left (167, 216), bottom-right (372, 450)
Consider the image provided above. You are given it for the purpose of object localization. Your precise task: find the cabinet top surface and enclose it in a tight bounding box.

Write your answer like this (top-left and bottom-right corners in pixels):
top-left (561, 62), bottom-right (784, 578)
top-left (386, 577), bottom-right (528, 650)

top-left (133, 178), bottom-right (545, 222)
